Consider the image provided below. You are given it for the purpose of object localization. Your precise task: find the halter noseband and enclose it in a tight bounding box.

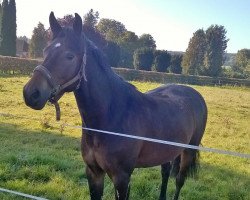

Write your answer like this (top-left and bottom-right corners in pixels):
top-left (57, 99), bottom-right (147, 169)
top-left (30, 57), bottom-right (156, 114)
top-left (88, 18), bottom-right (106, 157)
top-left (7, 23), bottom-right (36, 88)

top-left (33, 40), bottom-right (87, 121)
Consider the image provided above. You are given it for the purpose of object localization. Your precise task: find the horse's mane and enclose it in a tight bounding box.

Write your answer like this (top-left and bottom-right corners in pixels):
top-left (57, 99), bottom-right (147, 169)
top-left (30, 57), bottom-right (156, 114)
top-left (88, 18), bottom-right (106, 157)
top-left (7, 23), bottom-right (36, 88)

top-left (86, 36), bottom-right (139, 94)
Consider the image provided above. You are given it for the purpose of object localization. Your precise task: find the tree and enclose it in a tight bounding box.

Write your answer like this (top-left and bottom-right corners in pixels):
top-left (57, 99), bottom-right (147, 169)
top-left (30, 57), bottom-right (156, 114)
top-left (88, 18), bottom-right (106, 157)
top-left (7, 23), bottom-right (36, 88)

top-left (51, 12), bottom-right (106, 50)
top-left (0, 0), bottom-right (9, 55)
top-left (235, 49), bottom-right (250, 70)
top-left (170, 54), bottom-right (183, 74)
top-left (98, 19), bottom-right (140, 68)
top-left (103, 41), bottom-right (121, 67)
top-left (57, 14), bottom-right (74, 26)
top-left (97, 18), bottom-right (127, 42)
top-left (152, 50), bottom-right (171, 72)
top-left (133, 48), bottom-right (154, 71)
top-left (97, 18), bottom-right (158, 68)
top-left (118, 31), bottom-right (139, 67)
top-left (182, 29), bottom-right (206, 75)
top-left (138, 34), bottom-right (156, 49)
top-left (16, 36), bottom-right (29, 57)
top-left (84, 9), bottom-right (99, 28)
top-left (0, 4), bottom-right (2, 37)
top-left (0, 0), bottom-right (16, 56)
top-left (29, 22), bottom-right (47, 58)
top-left (8, 0), bottom-right (16, 56)
top-left (118, 31), bottom-right (138, 46)
top-left (232, 49), bottom-right (250, 78)
top-left (204, 25), bottom-right (229, 77)
top-left (17, 35), bottom-right (29, 43)
top-left (83, 10), bottom-right (106, 49)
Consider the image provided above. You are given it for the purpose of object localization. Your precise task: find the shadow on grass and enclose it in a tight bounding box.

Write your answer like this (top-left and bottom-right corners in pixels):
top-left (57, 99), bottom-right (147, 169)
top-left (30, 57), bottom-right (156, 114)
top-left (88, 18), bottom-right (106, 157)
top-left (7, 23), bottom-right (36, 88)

top-left (0, 122), bottom-right (88, 200)
top-left (131, 162), bottom-right (249, 200)
top-left (0, 123), bottom-right (249, 200)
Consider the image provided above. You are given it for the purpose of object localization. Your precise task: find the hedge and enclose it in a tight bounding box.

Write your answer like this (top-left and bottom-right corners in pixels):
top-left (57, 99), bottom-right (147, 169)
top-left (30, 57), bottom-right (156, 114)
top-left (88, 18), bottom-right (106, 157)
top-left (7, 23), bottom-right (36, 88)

top-left (1, 55), bottom-right (250, 86)
top-left (0, 55), bottom-right (41, 74)
top-left (113, 68), bottom-right (250, 87)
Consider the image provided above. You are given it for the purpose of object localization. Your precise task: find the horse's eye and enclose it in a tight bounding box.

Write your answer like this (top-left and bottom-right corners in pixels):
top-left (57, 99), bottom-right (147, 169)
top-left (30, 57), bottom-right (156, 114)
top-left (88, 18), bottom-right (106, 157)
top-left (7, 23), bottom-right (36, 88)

top-left (66, 53), bottom-right (75, 60)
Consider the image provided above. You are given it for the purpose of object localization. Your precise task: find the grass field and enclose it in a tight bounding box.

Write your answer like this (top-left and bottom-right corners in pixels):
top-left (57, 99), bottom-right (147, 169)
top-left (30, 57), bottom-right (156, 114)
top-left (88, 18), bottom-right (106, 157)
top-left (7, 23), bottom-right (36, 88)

top-left (0, 76), bottom-right (249, 200)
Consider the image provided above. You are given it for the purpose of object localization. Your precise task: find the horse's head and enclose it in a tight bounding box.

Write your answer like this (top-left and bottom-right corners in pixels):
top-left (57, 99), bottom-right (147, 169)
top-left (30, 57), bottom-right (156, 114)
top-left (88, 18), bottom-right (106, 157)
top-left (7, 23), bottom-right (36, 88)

top-left (23, 12), bottom-right (86, 110)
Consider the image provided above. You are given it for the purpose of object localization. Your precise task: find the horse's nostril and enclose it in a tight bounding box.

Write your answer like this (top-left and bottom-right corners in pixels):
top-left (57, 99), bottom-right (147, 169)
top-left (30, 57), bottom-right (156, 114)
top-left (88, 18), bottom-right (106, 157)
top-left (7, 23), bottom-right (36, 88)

top-left (31, 89), bottom-right (40, 101)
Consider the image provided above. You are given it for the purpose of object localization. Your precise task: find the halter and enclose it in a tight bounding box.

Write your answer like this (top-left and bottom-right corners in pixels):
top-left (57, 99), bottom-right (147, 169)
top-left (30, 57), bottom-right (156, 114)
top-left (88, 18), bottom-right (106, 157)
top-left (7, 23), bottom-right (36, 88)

top-left (33, 38), bottom-right (87, 121)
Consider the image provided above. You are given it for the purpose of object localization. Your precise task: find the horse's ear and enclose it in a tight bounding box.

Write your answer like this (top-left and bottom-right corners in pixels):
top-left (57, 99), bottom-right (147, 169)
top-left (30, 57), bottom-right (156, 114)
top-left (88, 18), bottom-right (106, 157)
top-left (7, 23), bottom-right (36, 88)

top-left (49, 12), bottom-right (62, 38)
top-left (73, 13), bottom-right (83, 36)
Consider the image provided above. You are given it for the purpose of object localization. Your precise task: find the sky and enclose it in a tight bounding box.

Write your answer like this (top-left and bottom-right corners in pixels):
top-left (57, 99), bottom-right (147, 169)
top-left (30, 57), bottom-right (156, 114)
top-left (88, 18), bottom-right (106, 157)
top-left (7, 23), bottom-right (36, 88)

top-left (15, 0), bottom-right (250, 53)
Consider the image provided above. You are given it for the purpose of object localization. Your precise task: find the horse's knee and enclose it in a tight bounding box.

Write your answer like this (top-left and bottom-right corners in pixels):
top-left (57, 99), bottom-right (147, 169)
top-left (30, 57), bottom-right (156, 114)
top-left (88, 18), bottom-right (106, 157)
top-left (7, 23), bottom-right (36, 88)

top-left (112, 173), bottom-right (131, 200)
top-left (86, 166), bottom-right (105, 200)
top-left (113, 174), bottom-right (130, 191)
top-left (86, 165), bottom-right (104, 180)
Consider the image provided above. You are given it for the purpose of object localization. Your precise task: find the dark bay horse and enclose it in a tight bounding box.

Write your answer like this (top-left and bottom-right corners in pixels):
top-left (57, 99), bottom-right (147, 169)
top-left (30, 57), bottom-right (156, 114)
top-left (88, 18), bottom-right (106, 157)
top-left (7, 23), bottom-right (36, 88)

top-left (23, 12), bottom-right (207, 200)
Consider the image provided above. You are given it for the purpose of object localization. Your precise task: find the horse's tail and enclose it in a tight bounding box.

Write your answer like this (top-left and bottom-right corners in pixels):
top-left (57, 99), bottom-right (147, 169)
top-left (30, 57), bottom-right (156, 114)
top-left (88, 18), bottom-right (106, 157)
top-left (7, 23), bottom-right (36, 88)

top-left (171, 119), bottom-right (205, 178)
top-left (186, 148), bottom-right (200, 177)
top-left (171, 148), bottom-right (200, 178)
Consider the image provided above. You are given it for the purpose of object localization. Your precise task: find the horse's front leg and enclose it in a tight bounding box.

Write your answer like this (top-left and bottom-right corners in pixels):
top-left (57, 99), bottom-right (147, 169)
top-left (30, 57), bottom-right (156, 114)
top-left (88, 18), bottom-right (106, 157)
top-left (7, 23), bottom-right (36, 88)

top-left (86, 165), bottom-right (105, 200)
top-left (112, 172), bottom-right (131, 200)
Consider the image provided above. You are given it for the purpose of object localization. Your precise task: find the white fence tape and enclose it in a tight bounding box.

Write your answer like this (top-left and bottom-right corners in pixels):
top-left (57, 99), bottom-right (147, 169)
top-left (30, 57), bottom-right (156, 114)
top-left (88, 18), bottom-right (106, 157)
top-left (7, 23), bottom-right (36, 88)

top-left (0, 188), bottom-right (48, 200)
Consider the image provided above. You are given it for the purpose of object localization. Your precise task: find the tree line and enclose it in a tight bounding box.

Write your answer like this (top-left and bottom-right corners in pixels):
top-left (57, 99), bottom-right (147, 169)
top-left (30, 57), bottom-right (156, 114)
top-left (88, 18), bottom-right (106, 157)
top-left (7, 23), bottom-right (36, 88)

top-left (27, 9), bottom-right (183, 75)
top-left (27, 9), bottom-right (249, 78)
top-left (0, 5), bottom-right (248, 79)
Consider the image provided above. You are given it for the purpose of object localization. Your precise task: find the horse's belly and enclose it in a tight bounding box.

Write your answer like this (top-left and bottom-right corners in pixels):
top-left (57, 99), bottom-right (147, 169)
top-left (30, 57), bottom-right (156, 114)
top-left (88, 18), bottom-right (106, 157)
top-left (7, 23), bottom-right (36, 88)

top-left (135, 143), bottom-right (184, 168)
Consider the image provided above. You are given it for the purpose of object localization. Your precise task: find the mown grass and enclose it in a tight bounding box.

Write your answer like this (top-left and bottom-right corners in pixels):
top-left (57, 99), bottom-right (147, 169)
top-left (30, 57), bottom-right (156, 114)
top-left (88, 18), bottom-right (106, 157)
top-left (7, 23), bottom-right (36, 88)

top-left (0, 76), bottom-right (249, 200)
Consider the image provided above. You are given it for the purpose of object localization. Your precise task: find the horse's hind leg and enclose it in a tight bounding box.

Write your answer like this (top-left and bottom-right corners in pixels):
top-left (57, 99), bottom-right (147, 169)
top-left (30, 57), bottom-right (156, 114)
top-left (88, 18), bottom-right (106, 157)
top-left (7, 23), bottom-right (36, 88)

top-left (86, 165), bottom-right (105, 200)
top-left (173, 149), bottom-right (198, 200)
top-left (159, 162), bottom-right (171, 200)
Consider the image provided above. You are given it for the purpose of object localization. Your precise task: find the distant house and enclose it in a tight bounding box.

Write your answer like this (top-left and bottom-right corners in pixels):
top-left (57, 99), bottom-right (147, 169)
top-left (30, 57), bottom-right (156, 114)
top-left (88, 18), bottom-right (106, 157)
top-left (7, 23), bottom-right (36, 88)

top-left (16, 39), bottom-right (29, 57)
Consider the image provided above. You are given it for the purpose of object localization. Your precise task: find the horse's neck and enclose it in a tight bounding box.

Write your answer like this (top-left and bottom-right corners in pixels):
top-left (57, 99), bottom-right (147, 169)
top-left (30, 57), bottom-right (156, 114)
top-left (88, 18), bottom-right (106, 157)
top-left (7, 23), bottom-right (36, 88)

top-left (74, 49), bottom-right (133, 128)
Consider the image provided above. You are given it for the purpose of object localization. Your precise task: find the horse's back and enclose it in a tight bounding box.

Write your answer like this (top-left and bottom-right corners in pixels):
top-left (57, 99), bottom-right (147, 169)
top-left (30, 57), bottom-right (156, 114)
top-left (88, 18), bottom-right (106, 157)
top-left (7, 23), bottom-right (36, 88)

top-left (146, 84), bottom-right (206, 113)
top-left (146, 84), bottom-right (203, 101)
top-left (146, 84), bottom-right (207, 144)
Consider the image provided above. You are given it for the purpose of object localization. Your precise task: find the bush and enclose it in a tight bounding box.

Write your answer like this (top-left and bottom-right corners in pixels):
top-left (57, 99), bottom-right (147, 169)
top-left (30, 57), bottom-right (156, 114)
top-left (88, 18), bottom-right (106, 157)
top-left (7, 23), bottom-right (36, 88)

top-left (113, 67), bottom-right (250, 86)
top-left (103, 41), bottom-right (121, 67)
top-left (169, 54), bottom-right (183, 74)
top-left (133, 48), bottom-right (154, 71)
top-left (221, 67), bottom-right (249, 79)
top-left (152, 50), bottom-right (171, 72)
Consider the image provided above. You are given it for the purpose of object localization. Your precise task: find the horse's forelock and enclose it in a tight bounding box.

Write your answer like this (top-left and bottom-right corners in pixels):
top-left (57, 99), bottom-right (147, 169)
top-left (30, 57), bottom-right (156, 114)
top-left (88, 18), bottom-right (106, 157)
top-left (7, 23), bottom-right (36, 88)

top-left (64, 28), bottom-right (85, 54)
top-left (46, 27), bottom-right (85, 55)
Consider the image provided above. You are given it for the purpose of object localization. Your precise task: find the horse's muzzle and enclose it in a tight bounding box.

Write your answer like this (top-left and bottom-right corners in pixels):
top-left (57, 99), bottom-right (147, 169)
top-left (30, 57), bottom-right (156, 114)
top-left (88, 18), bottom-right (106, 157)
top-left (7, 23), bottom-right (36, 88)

top-left (23, 83), bottom-right (50, 110)
top-left (23, 88), bottom-right (43, 110)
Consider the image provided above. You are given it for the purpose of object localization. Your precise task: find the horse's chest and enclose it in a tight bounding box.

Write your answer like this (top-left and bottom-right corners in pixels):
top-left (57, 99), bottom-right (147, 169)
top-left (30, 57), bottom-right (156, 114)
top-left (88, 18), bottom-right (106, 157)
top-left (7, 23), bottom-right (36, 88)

top-left (81, 134), bottom-right (107, 167)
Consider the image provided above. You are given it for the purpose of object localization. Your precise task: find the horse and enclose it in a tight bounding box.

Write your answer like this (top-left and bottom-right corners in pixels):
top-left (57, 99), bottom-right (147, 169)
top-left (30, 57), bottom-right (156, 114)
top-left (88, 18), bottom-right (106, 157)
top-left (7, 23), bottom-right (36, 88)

top-left (23, 12), bottom-right (207, 200)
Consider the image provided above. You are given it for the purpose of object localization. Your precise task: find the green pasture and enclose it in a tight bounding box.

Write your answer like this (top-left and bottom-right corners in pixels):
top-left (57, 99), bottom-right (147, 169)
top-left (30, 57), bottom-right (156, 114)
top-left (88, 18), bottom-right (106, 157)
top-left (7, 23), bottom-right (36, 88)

top-left (0, 76), bottom-right (249, 200)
